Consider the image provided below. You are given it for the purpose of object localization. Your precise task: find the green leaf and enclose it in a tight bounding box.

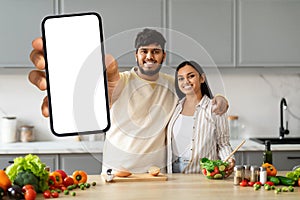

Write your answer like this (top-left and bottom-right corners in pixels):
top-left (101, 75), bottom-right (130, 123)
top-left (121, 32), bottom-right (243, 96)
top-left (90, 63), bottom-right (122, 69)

top-left (5, 154), bottom-right (49, 192)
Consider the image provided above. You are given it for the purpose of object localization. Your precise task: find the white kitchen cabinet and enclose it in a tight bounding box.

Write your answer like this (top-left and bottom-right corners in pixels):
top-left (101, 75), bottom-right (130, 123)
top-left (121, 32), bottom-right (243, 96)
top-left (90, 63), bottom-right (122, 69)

top-left (59, 153), bottom-right (102, 175)
top-left (0, 154), bottom-right (59, 171)
top-left (61, 0), bottom-right (164, 67)
top-left (168, 0), bottom-right (235, 67)
top-left (238, 0), bottom-right (300, 67)
top-left (0, 0), bottom-right (56, 67)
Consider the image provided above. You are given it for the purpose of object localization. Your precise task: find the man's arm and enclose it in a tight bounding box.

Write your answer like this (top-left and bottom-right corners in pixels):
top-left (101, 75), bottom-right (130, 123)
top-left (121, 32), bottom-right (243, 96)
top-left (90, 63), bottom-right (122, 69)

top-left (28, 37), bottom-right (120, 116)
top-left (105, 54), bottom-right (120, 108)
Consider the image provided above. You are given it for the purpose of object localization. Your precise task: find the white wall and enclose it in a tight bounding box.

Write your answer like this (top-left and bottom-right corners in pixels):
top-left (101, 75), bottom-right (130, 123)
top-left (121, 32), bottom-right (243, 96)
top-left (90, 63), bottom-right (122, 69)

top-left (0, 67), bottom-right (299, 141)
top-left (220, 67), bottom-right (300, 139)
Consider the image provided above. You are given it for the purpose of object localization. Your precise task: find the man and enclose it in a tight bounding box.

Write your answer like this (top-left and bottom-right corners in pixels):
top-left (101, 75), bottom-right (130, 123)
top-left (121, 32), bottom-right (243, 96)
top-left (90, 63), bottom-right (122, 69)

top-left (29, 28), bottom-right (228, 173)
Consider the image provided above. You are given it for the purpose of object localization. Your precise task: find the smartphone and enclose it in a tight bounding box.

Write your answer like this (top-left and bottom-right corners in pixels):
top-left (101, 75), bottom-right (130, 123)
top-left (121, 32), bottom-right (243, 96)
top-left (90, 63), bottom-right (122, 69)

top-left (42, 12), bottom-right (110, 136)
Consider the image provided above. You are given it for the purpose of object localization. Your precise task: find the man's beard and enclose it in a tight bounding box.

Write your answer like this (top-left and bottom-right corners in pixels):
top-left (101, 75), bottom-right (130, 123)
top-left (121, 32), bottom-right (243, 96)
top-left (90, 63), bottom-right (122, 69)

top-left (136, 60), bottom-right (163, 76)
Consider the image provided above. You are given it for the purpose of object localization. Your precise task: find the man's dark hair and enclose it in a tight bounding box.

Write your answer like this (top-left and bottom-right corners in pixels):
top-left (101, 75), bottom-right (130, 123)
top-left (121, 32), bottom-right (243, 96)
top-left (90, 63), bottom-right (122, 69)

top-left (135, 28), bottom-right (166, 52)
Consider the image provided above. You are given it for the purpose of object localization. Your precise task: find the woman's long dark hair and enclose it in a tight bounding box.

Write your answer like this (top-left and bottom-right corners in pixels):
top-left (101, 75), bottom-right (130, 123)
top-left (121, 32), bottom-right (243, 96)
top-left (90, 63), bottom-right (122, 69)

top-left (175, 61), bottom-right (213, 100)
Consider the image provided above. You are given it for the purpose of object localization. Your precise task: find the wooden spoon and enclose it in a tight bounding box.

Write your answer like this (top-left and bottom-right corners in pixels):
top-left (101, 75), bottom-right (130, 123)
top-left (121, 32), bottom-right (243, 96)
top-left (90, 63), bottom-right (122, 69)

top-left (224, 139), bottom-right (246, 162)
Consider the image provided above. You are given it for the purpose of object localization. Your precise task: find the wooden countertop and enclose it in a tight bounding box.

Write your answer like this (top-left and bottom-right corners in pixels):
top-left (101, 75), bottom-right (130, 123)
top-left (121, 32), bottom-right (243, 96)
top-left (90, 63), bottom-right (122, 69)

top-left (32, 173), bottom-right (299, 200)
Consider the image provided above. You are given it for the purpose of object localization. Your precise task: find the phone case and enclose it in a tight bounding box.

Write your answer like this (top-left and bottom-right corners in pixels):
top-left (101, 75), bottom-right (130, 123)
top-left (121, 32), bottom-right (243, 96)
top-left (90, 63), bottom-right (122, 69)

top-left (42, 12), bottom-right (110, 136)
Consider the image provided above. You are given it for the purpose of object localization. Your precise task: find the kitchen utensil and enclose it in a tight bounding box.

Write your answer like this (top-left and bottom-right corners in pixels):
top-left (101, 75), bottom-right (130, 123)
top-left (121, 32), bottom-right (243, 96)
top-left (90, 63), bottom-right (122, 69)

top-left (224, 139), bottom-right (246, 162)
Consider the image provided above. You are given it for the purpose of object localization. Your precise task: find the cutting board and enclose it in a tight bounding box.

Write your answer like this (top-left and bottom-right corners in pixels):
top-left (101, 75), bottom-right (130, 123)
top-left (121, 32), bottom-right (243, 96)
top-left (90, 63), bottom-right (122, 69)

top-left (102, 173), bottom-right (168, 182)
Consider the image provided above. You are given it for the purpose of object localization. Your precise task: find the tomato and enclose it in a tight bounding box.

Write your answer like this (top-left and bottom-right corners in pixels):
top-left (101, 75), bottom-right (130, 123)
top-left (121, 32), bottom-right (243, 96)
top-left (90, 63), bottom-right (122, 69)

top-left (43, 190), bottom-right (51, 198)
top-left (240, 180), bottom-right (248, 187)
top-left (248, 181), bottom-right (255, 186)
top-left (210, 171), bottom-right (217, 177)
top-left (265, 181), bottom-right (274, 186)
top-left (22, 185), bottom-right (35, 193)
top-left (60, 186), bottom-right (67, 191)
top-left (214, 166), bottom-right (219, 173)
top-left (63, 176), bottom-right (75, 187)
top-left (298, 178), bottom-right (300, 187)
top-left (51, 191), bottom-right (59, 198)
top-left (255, 181), bottom-right (262, 186)
top-left (202, 168), bottom-right (207, 175)
top-left (24, 189), bottom-right (36, 200)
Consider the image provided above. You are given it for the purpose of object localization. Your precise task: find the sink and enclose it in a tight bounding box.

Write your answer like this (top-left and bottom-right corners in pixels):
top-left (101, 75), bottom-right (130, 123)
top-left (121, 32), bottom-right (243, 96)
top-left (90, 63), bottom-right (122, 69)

top-left (249, 137), bottom-right (300, 145)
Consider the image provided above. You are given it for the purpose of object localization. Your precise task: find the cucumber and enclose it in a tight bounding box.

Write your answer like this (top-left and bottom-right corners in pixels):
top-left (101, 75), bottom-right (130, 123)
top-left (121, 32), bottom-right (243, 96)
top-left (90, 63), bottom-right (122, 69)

top-left (213, 174), bottom-right (223, 179)
top-left (219, 165), bottom-right (226, 172)
top-left (268, 176), bottom-right (280, 185)
top-left (277, 176), bottom-right (295, 186)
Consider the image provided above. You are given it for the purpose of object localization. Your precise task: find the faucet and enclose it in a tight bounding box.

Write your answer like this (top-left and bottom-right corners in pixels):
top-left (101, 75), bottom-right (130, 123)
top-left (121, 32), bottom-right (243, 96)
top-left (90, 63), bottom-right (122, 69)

top-left (279, 98), bottom-right (289, 139)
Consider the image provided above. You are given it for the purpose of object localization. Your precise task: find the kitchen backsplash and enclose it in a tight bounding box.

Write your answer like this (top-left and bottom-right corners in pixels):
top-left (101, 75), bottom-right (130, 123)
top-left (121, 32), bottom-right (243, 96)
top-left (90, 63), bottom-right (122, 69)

top-left (0, 67), bottom-right (299, 141)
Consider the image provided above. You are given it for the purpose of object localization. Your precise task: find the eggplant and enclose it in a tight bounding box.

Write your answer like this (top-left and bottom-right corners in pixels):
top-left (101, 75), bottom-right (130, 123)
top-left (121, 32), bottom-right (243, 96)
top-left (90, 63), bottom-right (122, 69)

top-left (7, 185), bottom-right (24, 200)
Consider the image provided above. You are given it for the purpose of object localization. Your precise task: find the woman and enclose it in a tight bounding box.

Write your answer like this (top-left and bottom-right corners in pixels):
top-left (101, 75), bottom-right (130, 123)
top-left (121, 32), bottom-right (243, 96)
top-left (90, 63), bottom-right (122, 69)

top-left (166, 61), bottom-right (235, 174)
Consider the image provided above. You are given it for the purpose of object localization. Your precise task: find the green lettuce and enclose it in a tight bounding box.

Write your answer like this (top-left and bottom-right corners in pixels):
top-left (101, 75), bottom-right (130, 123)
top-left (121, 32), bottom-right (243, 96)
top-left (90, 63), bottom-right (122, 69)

top-left (200, 157), bottom-right (229, 172)
top-left (286, 167), bottom-right (300, 181)
top-left (5, 154), bottom-right (49, 192)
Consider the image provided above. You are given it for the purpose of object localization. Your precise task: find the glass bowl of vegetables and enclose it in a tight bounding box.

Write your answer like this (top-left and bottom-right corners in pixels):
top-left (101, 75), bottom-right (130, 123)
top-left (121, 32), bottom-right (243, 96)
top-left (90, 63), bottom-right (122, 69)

top-left (200, 158), bottom-right (229, 179)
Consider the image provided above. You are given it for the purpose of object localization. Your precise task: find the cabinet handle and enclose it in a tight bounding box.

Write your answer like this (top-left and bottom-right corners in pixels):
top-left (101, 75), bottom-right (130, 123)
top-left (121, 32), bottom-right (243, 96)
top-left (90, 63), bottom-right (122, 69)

top-left (287, 157), bottom-right (300, 159)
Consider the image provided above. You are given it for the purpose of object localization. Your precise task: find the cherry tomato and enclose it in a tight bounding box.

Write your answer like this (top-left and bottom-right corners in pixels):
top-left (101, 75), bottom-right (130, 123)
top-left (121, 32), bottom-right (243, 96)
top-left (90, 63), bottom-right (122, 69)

top-left (51, 191), bottom-right (59, 198)
top-left (63, 176), bottom-right (75, 187)
top-left (255, 181), bottom-right (262, 186)
top-left (265, 181), bottom-right (274, 186)
top-left (210, 171), bottom-right (217, 177)
top-left (239, 180), bottom-right (248, 187)
top-left (248, 181), bottom-right (255, 186)
top-left (24, 189), bottom-right (36, 200)
top-left (22, 185), bottom-right (35, 193)
top-left (43, 190), bottom-right (51, 199)
top-left (60, 186), bottom-right (67, 191)
top-left (214, 166), bottom-right (219, 173)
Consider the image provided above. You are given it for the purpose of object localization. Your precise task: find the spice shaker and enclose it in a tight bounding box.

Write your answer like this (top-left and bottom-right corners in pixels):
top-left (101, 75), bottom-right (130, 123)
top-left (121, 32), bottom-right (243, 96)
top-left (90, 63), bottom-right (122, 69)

top-left (19, 125), bottom-right (34, 142)
top-left (250, 165), bottom-right (260, 183)
top-left (243, 165), bottom-right (251, 182)
top-left (259, 167), bottom-right (267, 185)
top-left (233, 165), bottom-right (243, 185)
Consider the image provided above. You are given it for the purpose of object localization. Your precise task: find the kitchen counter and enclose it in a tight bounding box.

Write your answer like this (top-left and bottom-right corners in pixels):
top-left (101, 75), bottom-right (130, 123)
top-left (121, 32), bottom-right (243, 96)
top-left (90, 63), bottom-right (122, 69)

top-left (0, 141), bottom-right (104, 154)
top-left (230, 139), bottom-right (300, 151)
top-left (1, 139), bottom-right (300, 154)
top-left (32, 173), bottom-right (299, 200)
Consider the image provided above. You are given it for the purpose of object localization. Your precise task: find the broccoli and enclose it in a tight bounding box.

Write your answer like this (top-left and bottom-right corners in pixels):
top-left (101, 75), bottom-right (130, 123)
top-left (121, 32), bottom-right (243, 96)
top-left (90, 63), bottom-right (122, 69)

top-left (14, 171), bottom-right (39, 192)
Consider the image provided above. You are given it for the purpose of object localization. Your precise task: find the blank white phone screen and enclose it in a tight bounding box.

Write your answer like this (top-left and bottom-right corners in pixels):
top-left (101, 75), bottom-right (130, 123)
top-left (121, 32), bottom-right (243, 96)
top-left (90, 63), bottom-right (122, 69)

top-left (42, 13), bottom-right (110, 136)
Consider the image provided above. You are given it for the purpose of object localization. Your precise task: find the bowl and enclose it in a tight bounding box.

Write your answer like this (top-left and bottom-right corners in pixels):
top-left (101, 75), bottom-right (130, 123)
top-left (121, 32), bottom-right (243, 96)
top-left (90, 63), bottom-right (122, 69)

top-left (200, 158), bottom-right (229, 179)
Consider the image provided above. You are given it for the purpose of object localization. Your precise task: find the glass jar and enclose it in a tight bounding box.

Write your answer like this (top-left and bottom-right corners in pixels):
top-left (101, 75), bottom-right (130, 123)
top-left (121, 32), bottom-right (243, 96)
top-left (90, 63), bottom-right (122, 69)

top-left (1, 116), bottom-right (17, 143)
top-left (228, 115), bottom-right (239, 140)
top-left (19, 125), bottom-right (34, 142)
top-left (243, 165), bottom-right (251, 182)
top-left (233, 165), bottom-right (243, 185)
top-left (250, 165), bottom-right (260, 183)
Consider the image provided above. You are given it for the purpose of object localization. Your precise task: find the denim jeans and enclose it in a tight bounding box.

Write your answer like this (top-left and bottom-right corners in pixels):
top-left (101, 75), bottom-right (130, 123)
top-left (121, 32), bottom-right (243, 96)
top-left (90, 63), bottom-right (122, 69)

top-left (172, 157), bottom-right (189, 173)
